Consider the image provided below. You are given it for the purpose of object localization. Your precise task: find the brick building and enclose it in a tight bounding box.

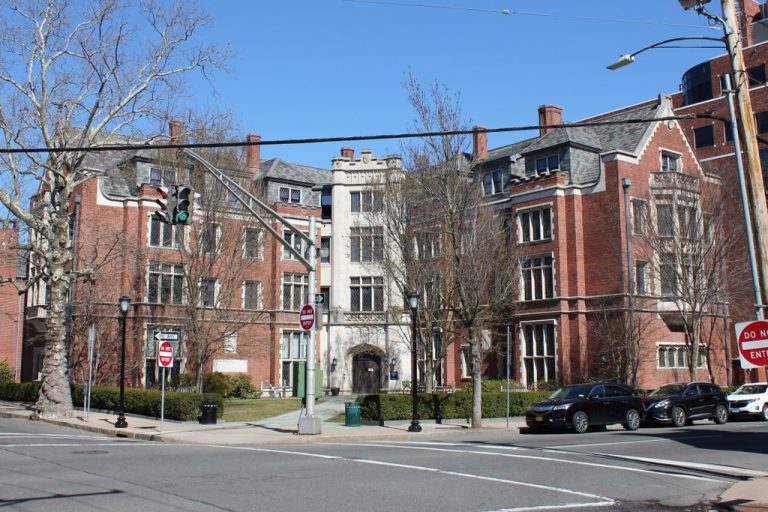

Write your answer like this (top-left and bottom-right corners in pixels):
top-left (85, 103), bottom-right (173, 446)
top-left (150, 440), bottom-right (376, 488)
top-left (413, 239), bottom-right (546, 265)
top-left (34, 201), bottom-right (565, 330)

top-left (0, 220), bottom-right (24, 380)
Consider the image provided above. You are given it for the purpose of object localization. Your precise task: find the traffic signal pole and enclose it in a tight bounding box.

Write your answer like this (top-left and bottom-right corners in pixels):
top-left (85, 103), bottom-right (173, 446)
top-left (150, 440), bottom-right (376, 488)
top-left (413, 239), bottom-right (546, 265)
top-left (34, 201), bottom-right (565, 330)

top-left (176, 146), bottom-right (321, 434)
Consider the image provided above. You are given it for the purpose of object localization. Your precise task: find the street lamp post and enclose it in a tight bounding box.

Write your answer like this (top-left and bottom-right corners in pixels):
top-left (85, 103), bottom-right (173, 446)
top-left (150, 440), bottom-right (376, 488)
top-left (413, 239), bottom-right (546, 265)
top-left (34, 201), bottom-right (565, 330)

top-left (622, 178), bottom-right (638, 387)
top-left (115, 295), bottom-right (131, 428)
top-left (407, 291), bottom-right (421, 433)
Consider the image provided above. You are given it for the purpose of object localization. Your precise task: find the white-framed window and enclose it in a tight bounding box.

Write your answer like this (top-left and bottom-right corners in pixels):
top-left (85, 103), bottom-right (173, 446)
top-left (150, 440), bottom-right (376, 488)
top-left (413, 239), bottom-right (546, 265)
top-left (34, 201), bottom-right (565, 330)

top-left (522, 322), bottom-right (557, 387)
top-left (636, 260), bottom-right (648, 294)
top-left (350, 227), bottom-right (384, 262)
top-left (244, 227), bottom-right (263, 259)
top-left (224, 332), bottom-right (238, 354)
top-left (350, 276), bottom-right (384, 312)
top-left (149, 217), bottom-right (182, 248)
top-left (199, 278), bottom-right (218, 308)
top-left (147, 262), bottom-right (184, 304)
top-left (522, 255), bottom-right (554, 301)
top-left (149, 168), bottom-right (176, 186)
top-left (519, 207), bottom-right (552, 243)
top-left (482, 170), bottom-right (504, 196)
top-left (415, 231), bottom-right (440, 260)
top-left (243, 280), bottom-right (263, 310)
top-left (279, 186), bottom-right (301, 204)
top-left (460, 345), bottom-right (471, 379)
top-left (282, 229), bottom-right (309, 261)
top-left (282, 273), bottom-right (309, 311)
top-left (661, 151), bottom-right (681, 172)
top-left (657, 344), bottom-right (706, 369)
top-left (632, 199), bottom-right (646, 235)
top-left (350, 190), bottom-right (383, 213)
top-left (280, 331), bottom-right (309, 388)
top-left (200, 223), bottom-right (220, 254)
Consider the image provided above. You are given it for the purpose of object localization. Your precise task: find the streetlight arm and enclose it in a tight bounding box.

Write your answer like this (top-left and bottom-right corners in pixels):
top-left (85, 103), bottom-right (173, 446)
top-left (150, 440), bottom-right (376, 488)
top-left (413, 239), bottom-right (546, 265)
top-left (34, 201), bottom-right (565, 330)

top-left (607, 36), bottom-right (725, 69)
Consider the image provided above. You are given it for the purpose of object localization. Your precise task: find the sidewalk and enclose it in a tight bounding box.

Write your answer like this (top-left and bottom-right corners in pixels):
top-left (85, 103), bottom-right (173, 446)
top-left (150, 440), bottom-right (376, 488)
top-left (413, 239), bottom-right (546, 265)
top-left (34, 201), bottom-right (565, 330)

top-left (1, 399), bottom-right (766, 510)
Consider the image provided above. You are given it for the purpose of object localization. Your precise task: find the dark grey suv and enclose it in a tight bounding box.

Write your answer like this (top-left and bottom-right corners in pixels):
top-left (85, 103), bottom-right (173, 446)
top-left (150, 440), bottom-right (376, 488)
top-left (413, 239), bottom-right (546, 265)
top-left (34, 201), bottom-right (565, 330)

top-left (642, 382), bottom-right (729, 427)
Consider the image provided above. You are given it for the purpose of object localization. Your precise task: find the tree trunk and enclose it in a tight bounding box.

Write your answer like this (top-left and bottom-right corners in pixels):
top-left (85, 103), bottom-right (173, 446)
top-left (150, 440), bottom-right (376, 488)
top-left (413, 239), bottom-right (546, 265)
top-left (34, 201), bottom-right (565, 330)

top-left (471, 337), bottom-right (482, 428)
top-left (34, 264), bottom-right (74, 419)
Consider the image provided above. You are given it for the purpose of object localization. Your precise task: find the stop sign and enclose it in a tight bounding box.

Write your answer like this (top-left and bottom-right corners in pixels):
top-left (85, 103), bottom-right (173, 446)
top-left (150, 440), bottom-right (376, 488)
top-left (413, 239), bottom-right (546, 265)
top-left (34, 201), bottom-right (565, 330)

top-left (158, 341), bottom-right (174, 368)
top-left (300, 303), bottom-right (315, 331)
top-left (735, 320), bottom-right (768, 369)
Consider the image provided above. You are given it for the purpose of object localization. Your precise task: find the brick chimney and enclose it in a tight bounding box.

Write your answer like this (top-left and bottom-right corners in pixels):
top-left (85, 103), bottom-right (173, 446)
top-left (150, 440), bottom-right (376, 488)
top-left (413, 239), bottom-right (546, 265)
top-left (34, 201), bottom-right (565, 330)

top-left (169, 120), bottom-right (184, 143)
top-left (247, 134), bottom-right (261, 172)
top-left (538, 105), bottom-right (563, 136)
top-left (341, 147), bottom-right (354, 159)
top-left (472, 125), bottom-right (488, 161)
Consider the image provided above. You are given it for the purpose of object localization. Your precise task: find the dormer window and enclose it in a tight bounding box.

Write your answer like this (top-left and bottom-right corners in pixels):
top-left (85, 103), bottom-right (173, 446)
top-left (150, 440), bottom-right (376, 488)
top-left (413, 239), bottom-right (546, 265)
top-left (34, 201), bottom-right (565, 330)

top-left (482, 170), bottom-right (504, 196)
top-left (534, 155), bottom-right (559, 175)
top-left (149, 168), bottom-right (176, 186)
top-left (279, 186), bottom-right (301, 204)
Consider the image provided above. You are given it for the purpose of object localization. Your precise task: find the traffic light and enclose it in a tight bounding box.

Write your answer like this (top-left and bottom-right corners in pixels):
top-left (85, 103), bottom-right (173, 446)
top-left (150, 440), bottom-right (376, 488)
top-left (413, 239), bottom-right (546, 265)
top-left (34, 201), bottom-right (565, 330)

top-left (152, 186), bottom-right (174, 224)
top-left (175, 186), bottom-right (192, 225)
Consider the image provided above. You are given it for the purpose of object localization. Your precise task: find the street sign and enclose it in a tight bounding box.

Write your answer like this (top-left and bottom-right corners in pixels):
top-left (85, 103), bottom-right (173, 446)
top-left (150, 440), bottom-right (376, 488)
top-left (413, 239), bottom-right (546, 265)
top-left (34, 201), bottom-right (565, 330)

top-left (158, 341), bottom-right (174, 368)
top-left (154, 331), bottom-right (179, 341)
top-left (735, 320), bottom-right (768, 368)
top-left (300, 303), bottom-right (315, 331)
top-left (314, 293), bottom-right (325, 305)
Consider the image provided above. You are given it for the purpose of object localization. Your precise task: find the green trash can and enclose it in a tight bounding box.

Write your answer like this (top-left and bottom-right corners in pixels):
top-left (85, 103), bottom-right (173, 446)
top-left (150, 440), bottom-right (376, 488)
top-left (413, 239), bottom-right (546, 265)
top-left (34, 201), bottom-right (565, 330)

top-left (344, 401), bottom-right (361, 427)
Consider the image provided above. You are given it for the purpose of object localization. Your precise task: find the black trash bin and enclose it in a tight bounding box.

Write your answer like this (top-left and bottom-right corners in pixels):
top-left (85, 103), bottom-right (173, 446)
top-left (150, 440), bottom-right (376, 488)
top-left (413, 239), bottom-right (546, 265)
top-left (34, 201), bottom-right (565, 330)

top-left (200, 398), bottom-right (218, 425)
top-left (331, 387), bottom-right (340, 396)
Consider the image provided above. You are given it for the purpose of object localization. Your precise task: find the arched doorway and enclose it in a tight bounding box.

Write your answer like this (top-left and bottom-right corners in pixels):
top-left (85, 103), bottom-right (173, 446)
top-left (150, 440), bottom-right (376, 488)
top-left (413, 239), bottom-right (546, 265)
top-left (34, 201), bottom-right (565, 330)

top-left (349, 343), bottom-right (384, 394)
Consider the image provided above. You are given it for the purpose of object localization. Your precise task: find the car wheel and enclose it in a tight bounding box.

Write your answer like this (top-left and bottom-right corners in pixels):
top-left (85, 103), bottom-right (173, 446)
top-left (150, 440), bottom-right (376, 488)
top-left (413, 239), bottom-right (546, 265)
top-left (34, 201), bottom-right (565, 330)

top-left (623, 408), bottom-right (641, 431)
top-left (714, 404), bottom-right (728, 424)
top-left (671, 406), bottom-right (687, 427)
top-left (572, 411), bottom-right (589, 434)
top-left (763, 405), bottom-right (768, 421)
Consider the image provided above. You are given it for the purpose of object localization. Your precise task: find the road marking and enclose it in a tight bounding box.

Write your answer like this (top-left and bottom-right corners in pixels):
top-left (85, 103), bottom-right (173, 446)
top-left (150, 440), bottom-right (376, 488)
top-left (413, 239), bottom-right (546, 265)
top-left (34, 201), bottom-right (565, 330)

top-left (349, 442), bottom-right (723, 482)
top-left (206, 444), bottom-right (615, 506)
top-left (486, 502), bottom-right (616, 512)
top-left (0, 433), bottom-right (106, 440)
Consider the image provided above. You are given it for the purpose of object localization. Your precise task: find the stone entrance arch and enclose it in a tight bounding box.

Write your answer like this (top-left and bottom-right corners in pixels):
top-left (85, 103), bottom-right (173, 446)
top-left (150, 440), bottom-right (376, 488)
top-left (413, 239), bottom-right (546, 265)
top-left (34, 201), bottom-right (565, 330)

top-left (349, 343), bottom-right (384, 394)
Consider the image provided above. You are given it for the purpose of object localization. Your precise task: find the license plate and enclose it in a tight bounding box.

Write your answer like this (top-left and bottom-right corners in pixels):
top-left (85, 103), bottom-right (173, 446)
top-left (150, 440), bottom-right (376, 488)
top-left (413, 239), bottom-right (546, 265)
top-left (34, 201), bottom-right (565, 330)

top-left (730, 408), bottom-right (741, 414)
top-left (535, 416), bottom-right (543, 422)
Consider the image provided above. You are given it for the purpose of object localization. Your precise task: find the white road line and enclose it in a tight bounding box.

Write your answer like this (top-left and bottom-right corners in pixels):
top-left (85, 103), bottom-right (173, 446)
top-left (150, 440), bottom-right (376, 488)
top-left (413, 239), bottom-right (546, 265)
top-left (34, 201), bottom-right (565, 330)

top-left (206, 444), bottom-right (615, 506)
top-left (346, 442), bottom-right (723, 482)
top-left (486, 502), bottom-right (617, 512)
top-left (0, 433), bottom-right (106, 439)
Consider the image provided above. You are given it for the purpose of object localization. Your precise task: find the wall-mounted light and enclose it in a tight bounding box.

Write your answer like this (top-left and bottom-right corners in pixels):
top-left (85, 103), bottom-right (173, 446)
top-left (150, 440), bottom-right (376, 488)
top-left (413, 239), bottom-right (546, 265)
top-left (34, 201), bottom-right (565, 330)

top-left (331, 358), bottom-right (338, 372)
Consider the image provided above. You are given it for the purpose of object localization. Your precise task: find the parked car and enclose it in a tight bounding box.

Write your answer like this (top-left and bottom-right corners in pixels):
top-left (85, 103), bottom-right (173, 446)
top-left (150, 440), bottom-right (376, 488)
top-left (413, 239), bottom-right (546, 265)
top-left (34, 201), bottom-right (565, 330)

top-left (642, 382), bottom-right (728, 427)
top-left (525, 383), bottom-right (645, 434)
top-left (727, 382), bottom-right (768, 421)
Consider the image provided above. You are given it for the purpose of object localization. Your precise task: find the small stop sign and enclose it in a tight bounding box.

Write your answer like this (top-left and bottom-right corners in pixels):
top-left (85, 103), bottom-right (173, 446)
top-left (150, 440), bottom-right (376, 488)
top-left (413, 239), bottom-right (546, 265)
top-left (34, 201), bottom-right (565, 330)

top-left (158, 341), bottom-right (174, 368)
top-left (735, 320), bottom-right (768, 369)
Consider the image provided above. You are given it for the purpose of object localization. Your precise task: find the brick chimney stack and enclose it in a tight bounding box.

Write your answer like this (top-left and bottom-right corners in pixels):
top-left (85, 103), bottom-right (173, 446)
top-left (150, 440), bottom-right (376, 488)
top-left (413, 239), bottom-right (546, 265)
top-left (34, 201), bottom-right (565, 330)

top-left (341, 147), bottom-right (354, 159)
top-left (472, 125), bottom-right (488, 161)
top-left (169, 120), bottom-right (184, 143)
top-left (538, 105), bottom-right (563, 136)
top-left (247, 134), bottom-right (261, 172)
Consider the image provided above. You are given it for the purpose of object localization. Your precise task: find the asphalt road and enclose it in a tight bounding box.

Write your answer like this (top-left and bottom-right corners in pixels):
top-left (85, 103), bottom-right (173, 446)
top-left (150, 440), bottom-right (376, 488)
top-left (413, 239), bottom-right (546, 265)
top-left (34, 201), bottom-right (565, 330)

top-left (1, 416), bottom-right (766, 511)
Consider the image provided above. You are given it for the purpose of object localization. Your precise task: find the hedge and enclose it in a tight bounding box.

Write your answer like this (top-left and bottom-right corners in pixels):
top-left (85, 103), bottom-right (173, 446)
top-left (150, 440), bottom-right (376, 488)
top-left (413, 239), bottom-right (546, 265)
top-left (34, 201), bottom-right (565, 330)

top-left (358, 390), bottom-right (551, 422)
top-left (0, 381), bottom-right (221, 422)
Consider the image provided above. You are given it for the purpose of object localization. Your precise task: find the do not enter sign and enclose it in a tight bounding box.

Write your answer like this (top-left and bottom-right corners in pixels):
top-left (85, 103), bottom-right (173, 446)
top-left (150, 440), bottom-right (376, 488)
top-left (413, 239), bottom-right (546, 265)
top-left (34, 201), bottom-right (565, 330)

top-left (735, 320), bottom-right (768, 369)
top-left (300, 303), bottom-right (315, 331)
top-left (158, 341), bottom-right (174, 368)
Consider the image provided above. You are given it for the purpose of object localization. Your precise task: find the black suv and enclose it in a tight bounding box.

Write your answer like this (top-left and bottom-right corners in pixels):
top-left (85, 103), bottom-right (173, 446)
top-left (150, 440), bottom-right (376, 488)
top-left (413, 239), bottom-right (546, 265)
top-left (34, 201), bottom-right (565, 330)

top-left (525, 383), bottom-right (645, 434)
top-left (642, 382), bottom-right (729, 427)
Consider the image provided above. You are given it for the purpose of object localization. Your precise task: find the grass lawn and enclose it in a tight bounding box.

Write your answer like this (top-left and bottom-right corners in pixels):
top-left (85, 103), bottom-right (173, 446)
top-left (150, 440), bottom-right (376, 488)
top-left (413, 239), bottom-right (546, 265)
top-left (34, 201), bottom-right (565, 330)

top-left (222, 398), bottom-right (303, 422)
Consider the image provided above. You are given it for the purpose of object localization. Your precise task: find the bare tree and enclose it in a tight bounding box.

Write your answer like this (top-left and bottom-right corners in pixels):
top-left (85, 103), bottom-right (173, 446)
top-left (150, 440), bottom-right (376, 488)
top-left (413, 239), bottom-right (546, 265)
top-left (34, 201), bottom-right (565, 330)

top-left (639, 173), bottom-right (743, 381)
top-left (0, 0), bottom-right (229, 418)
top-left (397, 74), bottom-right (520, 428)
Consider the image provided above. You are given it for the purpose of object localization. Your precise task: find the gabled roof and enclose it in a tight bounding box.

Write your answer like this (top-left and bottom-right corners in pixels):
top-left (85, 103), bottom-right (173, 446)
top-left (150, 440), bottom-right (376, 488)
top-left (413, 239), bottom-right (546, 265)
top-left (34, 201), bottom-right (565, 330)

top-left (257, 158), bottom-right (331, 186)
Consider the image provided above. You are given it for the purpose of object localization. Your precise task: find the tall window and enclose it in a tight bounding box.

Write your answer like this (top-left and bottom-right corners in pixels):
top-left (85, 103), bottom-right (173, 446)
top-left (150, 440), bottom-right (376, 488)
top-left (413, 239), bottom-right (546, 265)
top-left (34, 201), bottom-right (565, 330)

top-left (657, 204), bottom-right (674, 237)
top-left (281, 331), bottom-right (309, 389)
top-left (199, 278), bottom-right (217, 308)
top-left (635, 261), bottom-right (648, 294)
top-left (661, 152), bottom-right (680, 172)
top-left (282, 273), bottom-right (308, 311)
top-left (416, 231), bottom-right (440, 260)
top-left (660, 253), bottom-right (677, 296)
top-left (519, 207), bottom-right (552, 243)
top-left (244, 227), bottom-right (263, 259)
top-left (351, 227), bottom-right (384, 262)
top-left (149, 217), bottom-right (181, 248)
top-left (632, 199), bottom-right (646, 235)
top-left (147, 262), bottom-right (184, 304)
top-left (321, 187), bottom-right (333, 220)
top-left (678, 205), bottom-right (697, 239)
top-left (149, 168), bottom-right (176, 186)
top-left (658, 345), bottom-right (706, 369)
top-left (522, 256), bottom-right (554, 301)
top-left (243, 280), bottom-right (263, 310)
top-left (482, 170), bottom-right (504, 196)
top-left (350, 190), bottom-right (383, 213)
top-left (522, 323), bottom-right (556, 387)
top-left (279, 186), bottom-right (301, 204)
top-left (320, 237), bottom-right (331, 263)
top-left (283, 230), bottom-right (309, 261)
top-left (694, 125), bottom-right (714, 148)
top-left (350, 276), bottom-right (384, 312)
top-left (200, 223), bottom-right (219, 254)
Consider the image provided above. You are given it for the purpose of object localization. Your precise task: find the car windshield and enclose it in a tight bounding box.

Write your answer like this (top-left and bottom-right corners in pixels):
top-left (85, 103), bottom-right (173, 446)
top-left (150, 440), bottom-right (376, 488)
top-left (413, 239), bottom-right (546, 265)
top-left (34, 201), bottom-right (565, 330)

top-left (649, 384), bottom-right (685, 396)
top-left (733, 384), bottom-right (768, 395)
top-left (549, 385), bottom-right (592, 400)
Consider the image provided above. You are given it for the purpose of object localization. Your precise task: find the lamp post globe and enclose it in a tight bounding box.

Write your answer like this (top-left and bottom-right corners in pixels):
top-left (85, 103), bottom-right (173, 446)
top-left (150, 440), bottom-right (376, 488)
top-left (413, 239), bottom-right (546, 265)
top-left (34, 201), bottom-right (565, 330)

top-left (407, 291), bottom-right (421, 433)
top-left (115, 295), bottom-right (131, 428)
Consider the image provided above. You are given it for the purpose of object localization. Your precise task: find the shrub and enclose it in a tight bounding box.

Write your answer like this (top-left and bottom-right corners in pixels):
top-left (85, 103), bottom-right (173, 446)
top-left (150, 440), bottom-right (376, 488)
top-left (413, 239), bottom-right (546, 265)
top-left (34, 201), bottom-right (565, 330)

top-left (228, 374), bottom-right (260, 399)
top-left (178, 372), bottom-right (259, 398)
top-left (0, 381), bottom-right (41, 402)
top-left (0, 360), bottom-right (13, 384)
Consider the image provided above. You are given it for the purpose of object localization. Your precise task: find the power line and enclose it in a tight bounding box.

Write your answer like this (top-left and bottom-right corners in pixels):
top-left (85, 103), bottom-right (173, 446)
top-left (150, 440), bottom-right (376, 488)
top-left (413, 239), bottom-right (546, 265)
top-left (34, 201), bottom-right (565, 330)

top-left (0, 115), bottom-right (702, 154)
top-left (342, 0), bottom-right (709, 28)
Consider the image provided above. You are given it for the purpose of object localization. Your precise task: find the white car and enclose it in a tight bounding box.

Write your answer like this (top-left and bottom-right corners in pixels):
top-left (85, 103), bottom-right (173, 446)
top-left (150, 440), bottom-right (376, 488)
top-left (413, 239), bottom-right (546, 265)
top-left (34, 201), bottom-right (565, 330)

top-left (727, 383), bottom-right (768, 420)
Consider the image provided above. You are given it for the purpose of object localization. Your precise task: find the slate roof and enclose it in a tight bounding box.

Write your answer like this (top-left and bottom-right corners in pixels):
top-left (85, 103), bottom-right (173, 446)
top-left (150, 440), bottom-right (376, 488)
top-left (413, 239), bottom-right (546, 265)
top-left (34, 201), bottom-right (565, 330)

top-left (257, 158), bottom-right (331, 186)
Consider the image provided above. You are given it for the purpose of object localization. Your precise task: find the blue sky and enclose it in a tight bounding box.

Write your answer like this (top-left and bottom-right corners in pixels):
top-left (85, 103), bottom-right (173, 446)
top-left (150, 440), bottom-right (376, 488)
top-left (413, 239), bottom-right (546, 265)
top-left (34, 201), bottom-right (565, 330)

top-left (192, 1), bottom-right (728, 169)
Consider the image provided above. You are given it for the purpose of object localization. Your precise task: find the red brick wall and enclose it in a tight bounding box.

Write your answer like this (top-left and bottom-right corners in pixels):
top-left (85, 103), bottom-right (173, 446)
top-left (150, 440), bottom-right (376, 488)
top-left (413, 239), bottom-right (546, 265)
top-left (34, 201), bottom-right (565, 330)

top-left (0, 222), bottom-right (22, 380)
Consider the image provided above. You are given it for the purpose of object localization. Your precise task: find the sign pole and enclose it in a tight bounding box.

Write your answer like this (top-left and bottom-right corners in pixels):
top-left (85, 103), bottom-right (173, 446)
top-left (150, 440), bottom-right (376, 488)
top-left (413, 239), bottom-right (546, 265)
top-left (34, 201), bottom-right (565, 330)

top-left (85, 324), bottom-right (95, 421)
top-left (506, 325), bottom-right (510, 429)
top-left (298, 216), bottom-right (321, 435)
top-left (161, 367), bottom-right (166, 433)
